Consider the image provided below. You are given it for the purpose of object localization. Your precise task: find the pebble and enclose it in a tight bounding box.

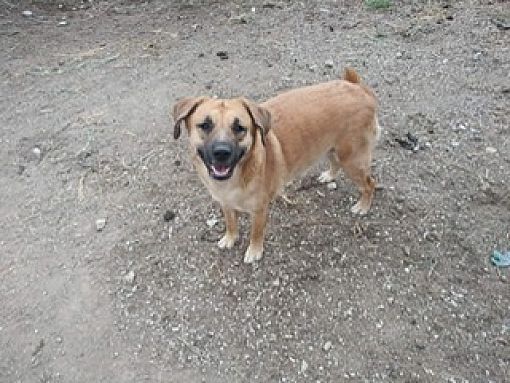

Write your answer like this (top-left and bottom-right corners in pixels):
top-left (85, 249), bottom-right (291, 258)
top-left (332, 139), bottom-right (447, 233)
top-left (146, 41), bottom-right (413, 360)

top-left (327, 182), bottom-right (337, 190)
top-left (22, 10), bottom-right (33, 17)
top-left (216, 51), bottom-right (229, 60)
top-left (230, 14), bottom-right (248, 24)
top-left (485, 146), bottom-right (497, 154)
top-left (301, 359), bottom-right (308, 373)
top-left (308, 64), bottom-right (318, 72)
top-left (58, 20), bottom-right (69, 27)
top-left (324, 60), bottom-right (334, 68)
top-left (323, 341), bottom-right (332, 352)
top-left (163, 210), bottom-right (176, 222)
top-left (32, 147), bottom-right (42, 160)
top-left (123, 270), bottom-right (136, 284)
top-left (95, 218), bottom-right (107, 231)
top-left (206, 218), bottom-right (218, 228)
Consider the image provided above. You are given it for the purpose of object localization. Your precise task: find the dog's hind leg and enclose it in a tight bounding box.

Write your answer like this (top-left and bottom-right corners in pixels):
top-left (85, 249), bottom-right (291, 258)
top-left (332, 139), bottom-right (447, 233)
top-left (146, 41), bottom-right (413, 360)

top-left (218, 206), bottom-right (239, 249)
top-left (318, 149), bottom-right (341, 183)
top-left (337, 141), bottom-right (376, 215)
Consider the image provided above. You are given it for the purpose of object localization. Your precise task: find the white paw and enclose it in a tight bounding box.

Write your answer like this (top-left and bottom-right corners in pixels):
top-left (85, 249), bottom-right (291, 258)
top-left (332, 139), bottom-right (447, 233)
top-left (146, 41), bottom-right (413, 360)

top-left (351, 200), bottom-right (369, 215)
top-left (218, 233), bottom-right (238, 249)
top-left (243, 244), bottom-right (263, 264)
top-left (318, 170), bottom-right (335, 184)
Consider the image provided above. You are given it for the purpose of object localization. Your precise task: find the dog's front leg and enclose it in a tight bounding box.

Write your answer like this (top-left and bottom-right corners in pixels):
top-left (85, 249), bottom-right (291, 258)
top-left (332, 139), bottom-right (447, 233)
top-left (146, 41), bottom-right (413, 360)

top-left (244, 206), bottom-right (268, 264)
top-left (218, 205), bottom-right (239, 249)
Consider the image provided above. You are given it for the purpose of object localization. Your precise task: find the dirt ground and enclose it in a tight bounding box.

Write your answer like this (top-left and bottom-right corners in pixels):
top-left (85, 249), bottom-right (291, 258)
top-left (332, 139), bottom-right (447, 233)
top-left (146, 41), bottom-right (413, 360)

top-left (1, 0), bottom-right (509, 382)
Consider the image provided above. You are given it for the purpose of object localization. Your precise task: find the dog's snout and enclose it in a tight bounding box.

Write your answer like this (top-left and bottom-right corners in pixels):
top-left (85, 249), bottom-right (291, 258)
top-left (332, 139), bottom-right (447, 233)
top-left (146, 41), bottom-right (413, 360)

top-left (212, 142), bottom-right (233, 163)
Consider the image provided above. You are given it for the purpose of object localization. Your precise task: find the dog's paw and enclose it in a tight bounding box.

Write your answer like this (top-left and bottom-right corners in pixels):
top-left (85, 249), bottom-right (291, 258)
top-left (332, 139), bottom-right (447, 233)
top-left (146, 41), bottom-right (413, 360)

top-left (318, 170), bottom-right (335, 184)
top-left (351, 200), bottom-right (370, 215)
top-left (218, 233), bottom-right (238, 249)
top-left (243, 245), bottom-right (263, 264)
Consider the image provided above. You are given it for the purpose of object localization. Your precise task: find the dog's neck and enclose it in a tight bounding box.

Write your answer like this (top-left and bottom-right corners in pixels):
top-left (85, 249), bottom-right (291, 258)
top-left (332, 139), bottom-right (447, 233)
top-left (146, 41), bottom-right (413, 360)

top-left (240, 132), bottom-right (266, 187)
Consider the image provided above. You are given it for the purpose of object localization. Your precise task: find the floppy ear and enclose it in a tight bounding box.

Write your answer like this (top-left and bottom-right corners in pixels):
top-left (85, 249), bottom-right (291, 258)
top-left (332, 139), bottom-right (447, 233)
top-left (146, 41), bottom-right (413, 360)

top-left (172, 97), bottom-right (207, 139)
top-left (240, 98), bottom-right (271, 145)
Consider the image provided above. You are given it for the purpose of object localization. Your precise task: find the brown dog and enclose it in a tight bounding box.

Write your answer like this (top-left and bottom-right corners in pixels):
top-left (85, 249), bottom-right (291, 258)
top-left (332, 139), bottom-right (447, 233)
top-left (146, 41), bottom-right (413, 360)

top-left (172, 68), bottom-right (379, 263)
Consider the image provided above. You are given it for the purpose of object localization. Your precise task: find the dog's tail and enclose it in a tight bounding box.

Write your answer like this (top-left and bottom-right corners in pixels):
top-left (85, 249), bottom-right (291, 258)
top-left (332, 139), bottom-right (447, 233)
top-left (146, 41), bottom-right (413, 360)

top-left (343, 67), bottom-right (376, 100)
top-left (343, 67), bottom-right (361, 84)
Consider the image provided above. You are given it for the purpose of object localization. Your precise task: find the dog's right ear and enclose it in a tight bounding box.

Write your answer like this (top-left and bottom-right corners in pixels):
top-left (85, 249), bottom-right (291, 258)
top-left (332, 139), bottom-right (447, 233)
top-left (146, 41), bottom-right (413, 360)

top-left (172, 97), bottom-right (207, 139)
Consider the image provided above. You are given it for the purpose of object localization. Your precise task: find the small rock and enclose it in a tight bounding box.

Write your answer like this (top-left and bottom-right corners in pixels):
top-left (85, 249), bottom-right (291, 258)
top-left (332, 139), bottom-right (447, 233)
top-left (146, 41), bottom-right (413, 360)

top-left (492, 18), bottom-right (510, 31)
top-left (301, 359), bottom-right (308, 373)
top-left (262, 1), bottom-right (278, 8)
top-left (32, 147), bottom-right (42, 160)
top-left (216, 51), bottom-right (229, 60)
top-left (327, 182), bottom-right (337, 190)
top-left (22, 10), bottom-right (33, 17)
top-left (323, 341), bottom-right (332, 352)
top-left (324, 60), bottom-right (334, 68)
top-left (485, 146), bottom-right (497, 154)
top-left (229, 14), bottom-right (248, 24)
top-left (95, 218), bottom-right (107, 231)
top-left (57, 20), bottom-right (68, 27)
top-left (163, 210), bottom-right (176, 222)
top-left (206, 218), bottom-right (218, 228)
top-left (308, 64), bottom-right (318, 72)
top-left (55, 336), bottom-right (63, 344)
top-left (123, 270), bottom-right (136, 284)
top-left (272, 278), bottom-right (280, 287)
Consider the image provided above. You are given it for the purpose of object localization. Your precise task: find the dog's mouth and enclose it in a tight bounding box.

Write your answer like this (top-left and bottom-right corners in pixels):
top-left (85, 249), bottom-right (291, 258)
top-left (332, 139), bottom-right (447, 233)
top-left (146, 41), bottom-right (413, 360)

top-left (197, 146), bottom-right (245, 181)
top-left (210, 164), bottom-right (232, 180)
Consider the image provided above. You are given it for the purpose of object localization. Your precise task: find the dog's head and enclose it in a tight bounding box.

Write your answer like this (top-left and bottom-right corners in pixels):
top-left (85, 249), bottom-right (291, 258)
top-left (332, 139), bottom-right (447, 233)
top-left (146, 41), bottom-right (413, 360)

top-left (172, 97), bottom-right (271, 181)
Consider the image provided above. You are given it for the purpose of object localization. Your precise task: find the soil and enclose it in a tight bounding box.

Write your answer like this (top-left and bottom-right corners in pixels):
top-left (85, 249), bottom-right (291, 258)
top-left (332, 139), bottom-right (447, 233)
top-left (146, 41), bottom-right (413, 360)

top-left (1, 0), bottom-right (509, 382)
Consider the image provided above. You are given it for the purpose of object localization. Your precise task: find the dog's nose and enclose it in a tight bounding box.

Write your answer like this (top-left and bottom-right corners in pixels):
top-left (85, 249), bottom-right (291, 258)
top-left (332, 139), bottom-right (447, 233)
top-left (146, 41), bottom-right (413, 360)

top-left (212, 142), bottom-right (233, 162)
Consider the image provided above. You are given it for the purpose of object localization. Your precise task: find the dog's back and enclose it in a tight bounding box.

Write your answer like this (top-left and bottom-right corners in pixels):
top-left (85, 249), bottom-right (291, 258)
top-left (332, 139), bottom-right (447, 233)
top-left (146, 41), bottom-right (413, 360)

top-left (262, 69), bottom-right (378, 179)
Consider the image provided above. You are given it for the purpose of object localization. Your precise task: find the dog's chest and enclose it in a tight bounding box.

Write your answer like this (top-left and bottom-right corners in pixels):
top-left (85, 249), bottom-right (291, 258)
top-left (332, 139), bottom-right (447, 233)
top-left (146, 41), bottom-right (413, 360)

top-left (202, 177), bottom-right (259, 212)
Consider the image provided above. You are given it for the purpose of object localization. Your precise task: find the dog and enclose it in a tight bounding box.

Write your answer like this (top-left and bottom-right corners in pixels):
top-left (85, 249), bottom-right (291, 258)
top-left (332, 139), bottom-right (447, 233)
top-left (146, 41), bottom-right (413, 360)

top-left (172, 68), bottom-right (379, 263)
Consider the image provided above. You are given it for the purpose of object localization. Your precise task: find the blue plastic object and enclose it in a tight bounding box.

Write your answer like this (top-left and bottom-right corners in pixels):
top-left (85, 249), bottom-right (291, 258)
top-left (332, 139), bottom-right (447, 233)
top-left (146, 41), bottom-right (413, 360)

top-left (491, 250), bottom-right (510, 268)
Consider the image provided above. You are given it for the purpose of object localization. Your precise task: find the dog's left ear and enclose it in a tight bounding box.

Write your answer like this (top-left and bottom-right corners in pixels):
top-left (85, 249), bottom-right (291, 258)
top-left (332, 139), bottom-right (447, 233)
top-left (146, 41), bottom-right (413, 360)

top-left (241, 98), bottom-right (271, 145)
top-left (172, 97), bottom-right (207, 139)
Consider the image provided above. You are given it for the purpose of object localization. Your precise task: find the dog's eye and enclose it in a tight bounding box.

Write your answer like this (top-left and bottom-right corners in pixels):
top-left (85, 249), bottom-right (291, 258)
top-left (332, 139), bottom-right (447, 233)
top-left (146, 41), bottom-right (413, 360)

top-left (197, 120), bottom-right (213, 133)
top-left (232, 123), bottom-right (247, 134)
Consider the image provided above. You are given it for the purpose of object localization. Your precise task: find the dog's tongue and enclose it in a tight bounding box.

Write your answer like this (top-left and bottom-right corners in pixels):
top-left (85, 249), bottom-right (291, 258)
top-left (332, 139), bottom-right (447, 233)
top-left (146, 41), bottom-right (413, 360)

top-left (212, 165), bottom-right (230, 177)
